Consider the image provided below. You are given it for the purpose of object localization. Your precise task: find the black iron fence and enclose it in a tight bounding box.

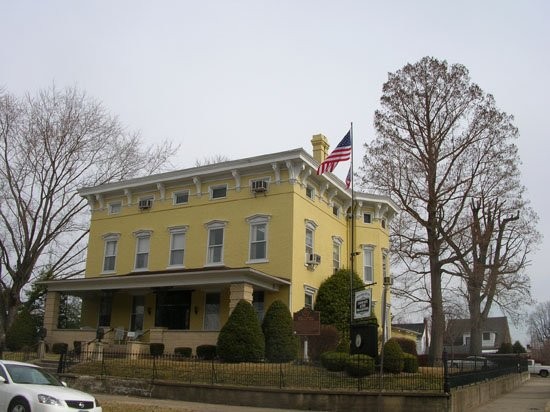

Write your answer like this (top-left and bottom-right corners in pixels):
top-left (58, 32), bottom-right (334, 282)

top-left (2, 348), bottom-right (527, 393)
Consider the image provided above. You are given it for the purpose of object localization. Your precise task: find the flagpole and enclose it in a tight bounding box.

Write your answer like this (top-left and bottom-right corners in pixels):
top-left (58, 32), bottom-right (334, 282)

top-left (349, 122), bottom-right (355, 335)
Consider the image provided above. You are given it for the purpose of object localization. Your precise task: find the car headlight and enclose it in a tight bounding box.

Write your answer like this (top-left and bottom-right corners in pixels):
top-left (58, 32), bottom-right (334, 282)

top-left (38, 394), bottom-right (63, 406)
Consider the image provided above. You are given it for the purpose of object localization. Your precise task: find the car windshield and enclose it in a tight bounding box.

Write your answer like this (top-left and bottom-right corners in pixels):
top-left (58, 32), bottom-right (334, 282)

top-left (5, 364), bottom-right (63, 386)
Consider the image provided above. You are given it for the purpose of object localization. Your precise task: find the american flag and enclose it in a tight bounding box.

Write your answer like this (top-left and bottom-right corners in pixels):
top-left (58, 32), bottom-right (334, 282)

top-left (345, 167), bottom-right (352, 189)
top-left (316, 130), bottom-right (352, 175)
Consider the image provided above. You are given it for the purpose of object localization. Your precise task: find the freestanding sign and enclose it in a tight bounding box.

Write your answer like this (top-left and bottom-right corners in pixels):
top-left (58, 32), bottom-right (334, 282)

top-left (293, 307), bottom-right (321, 336)
top-left (354, 289), bottom-right (372, 320)
top-left (293, 307), bottom-right (321, 361)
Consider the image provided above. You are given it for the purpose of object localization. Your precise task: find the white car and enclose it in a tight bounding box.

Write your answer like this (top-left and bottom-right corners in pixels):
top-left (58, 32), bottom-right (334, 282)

top-left (0, 360), bottom-right (102, 412)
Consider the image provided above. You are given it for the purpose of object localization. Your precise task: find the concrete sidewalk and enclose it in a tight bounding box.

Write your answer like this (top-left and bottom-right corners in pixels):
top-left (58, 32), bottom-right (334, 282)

top-left (473, 376), bottom-right (550, 412)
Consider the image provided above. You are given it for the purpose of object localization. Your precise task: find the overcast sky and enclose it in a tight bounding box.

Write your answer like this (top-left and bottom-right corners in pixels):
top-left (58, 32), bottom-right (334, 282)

top-left (1, 0), bottom-right (548, 344)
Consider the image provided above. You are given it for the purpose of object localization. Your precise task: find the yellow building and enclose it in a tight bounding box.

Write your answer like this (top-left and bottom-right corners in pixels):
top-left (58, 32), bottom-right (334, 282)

top-left (41, 135), bottom-right (398, 354)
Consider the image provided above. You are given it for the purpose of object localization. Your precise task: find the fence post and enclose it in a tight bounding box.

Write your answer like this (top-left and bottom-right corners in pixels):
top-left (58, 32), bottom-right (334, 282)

top-left (57, 352), bottom-right (65, 374)
top-left (152, 355), bottom-right (158, 383)
top-left (443, 348), bottom-right (450, 393)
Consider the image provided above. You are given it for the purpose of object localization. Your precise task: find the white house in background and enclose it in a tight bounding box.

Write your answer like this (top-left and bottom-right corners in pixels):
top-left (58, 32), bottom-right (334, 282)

top-left (392, 318), bottom-right (430, 355)
top-left (444, 316), bottom-right (512, 354)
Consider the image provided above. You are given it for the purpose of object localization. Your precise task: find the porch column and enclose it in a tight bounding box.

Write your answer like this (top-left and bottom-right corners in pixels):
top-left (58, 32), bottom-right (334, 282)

top-left (43, 291), bottom-right (60, 333)
top-left (229, 282), bottom-right (254, 313)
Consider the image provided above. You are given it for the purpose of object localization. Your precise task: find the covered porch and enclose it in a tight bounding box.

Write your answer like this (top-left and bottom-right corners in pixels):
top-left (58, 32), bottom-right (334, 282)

top-left (40, 267), bottom-right (291, 355)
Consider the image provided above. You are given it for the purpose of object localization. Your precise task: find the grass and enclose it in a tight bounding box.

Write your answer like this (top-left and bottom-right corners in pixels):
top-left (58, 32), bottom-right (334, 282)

top-left (1, 351), bottom-right (444, 392)
top-left (66, 356), bottom-right (444, 392)
top-left (99, 400), bottom-right (192, 412)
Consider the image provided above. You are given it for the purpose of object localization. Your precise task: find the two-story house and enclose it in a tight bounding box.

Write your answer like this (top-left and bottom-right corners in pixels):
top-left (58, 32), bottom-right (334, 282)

top-left (40, 134), bottom-right (398, 354)
top-left (444, 317), bottom-right (512, 354)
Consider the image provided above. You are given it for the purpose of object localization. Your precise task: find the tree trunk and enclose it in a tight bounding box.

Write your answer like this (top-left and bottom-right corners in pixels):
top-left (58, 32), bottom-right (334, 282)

top-left (469, 295), bottom-right (483, 355)
top-left (429, 272), bottom-right (445, 364)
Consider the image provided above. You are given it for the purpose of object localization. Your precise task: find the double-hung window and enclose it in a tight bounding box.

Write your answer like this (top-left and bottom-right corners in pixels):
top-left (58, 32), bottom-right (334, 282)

top-left (332, 236), bottom-right (343, 270)
top-left (134, 230), bottom-right (152, 270)
top-left (168, 226), bottom-right (188, 267)
top-left (246, 214), bottom-right (270, 262)
top-left (304, 285), bottom-right (317, 309)
top-left (205, 221), bottom-right (227, 265)
top-left (102, 233), bottom-right (120, 273)
top-left (363, 246), bottom-right (374, 283)
top-left (304, 219), bottom-right (318, 265)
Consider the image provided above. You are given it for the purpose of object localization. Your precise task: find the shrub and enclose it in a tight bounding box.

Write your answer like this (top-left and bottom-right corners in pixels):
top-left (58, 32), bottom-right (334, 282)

top-left (345, 354), bottom-right (375, 377)
top-left (497, 342), bottom-right (513, 354)
top-left (217, 300), bottom-right (265, 362)
top-left (5, 309), bottom-right (40, 351)
top-left (196, 344), bottom-right (217, 360)
top-left (315, 269), bottom-right (364, 340)
top-left (308, 325), bottom-right (341, 361)
top-left (262, 300), bottom-right (297, 363)
top-left (52, 342), bottom-right (69, 355)
top-left (174, 347), bottom-right (192, 358)
top-left (393, 337), bottom-right (417, 355)
top-left (150, 343), bottom-right (165, 357)
top-left (512, 340), bottom-right (527, 354)
top-left (403, 353), bottom-right (419, 372)
top-left (382, 338), bottom-right (404, 373)
top-left (320, 351), bottom-right (350, 372)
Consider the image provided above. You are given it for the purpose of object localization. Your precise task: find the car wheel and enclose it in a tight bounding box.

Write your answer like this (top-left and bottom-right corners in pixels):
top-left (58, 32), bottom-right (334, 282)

top-left (540, 370), bottom-right (549, 378)
top-left (9, 398), bottom-right (31, 412)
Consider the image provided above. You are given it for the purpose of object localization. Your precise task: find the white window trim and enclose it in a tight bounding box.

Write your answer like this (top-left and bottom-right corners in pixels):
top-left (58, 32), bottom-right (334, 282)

top-left (305, 184), bottom-right (315, 200)
top-left (364, 213), bottom-right (373, 224)
top-left (209, 184), bottom-right (228, 200)
top-left (204, 220), bottom-right (227, 266)
top-left (332, 236), bottom-right (343, 270)
top-left (101, 233), bottom-right (120, 274)
top-left (133, 230), bottom-right (153, 271)
top-left (173, 190), bottom-right (190, 205)
top-left (304, 285), bottom-right (317, 309)
top-left (167, 225), bottom-right (189, 268)
top-left (304, 219), bottom-right (318, 265)
top-left (108, 201), bottom-right (122, 215)
top-left (362, 244), bottom-right (375, 284)
top-left (246, 214), bottom-right (271, 264)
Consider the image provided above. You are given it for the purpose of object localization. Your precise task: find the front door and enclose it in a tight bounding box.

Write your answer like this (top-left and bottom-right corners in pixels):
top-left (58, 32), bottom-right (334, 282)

top-left (130, 295), bottom-right (145, 332)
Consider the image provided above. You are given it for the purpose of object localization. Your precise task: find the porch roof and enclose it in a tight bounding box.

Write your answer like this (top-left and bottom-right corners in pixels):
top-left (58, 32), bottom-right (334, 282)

top-left (39, 266), bottom-right (291, 295)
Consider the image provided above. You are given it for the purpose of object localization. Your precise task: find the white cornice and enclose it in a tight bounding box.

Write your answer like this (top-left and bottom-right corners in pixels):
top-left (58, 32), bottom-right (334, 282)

top-left (39, 268), bottom-right (291, 293)
top-left (77, 146), bottom-right (399, 216)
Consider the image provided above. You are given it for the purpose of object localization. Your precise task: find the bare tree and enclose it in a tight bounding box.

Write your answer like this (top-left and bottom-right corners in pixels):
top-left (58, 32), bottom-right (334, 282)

top-left (194, 154), bottom-right (230, 167)
top-left (361, 57), bottom-right (533, 363)
top-left (446, 198), bottom-right (538, 354)
top-left (529, 302), bottom-right (550, 347)
top-left (0, 85), bottom-right (177, 347)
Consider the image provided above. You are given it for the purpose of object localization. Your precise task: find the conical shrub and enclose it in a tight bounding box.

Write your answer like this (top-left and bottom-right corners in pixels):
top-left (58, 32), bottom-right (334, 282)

top-left (262, 300), bottom-right (297, 363)
top-left (217, 300), bottom-right (265, 362)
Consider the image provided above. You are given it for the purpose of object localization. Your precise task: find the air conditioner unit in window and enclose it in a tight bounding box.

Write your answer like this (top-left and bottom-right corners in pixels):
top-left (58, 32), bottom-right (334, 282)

top-left (251, 180), bottom-right (268, 193)
top-left (138, 199), bottom-right (153, 210)
top-left (306, 253), bottom-right (321, 265)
